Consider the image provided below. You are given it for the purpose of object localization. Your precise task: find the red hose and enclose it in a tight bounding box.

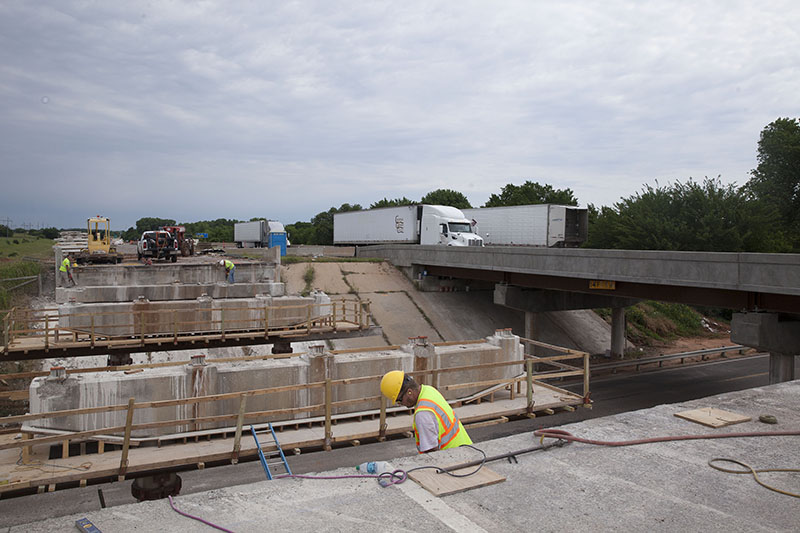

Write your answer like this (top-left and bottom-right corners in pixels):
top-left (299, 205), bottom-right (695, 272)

top-left (533, 427), bottom-right (800, 446)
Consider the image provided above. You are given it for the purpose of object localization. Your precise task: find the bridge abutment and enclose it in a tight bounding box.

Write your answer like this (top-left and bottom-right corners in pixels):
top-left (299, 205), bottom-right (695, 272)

top-left (731, 312), bottom-right (800, 383)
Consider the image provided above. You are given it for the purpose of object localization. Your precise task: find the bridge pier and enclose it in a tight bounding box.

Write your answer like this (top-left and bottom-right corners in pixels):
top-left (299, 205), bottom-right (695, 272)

top-left (495, 284), bottom-right (637, 357)
top-left (611, 308), bottom-right (626, 358)
top-left (731, 312), bottom-right (800, 383)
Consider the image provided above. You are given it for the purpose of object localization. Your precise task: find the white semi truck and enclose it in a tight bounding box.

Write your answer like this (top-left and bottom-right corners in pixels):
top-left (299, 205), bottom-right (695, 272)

top-left (461, 204), bottom-right (588, 247)
top-left (234, 220), bottom-right (288, 255)
top-left (334, 205), bottom-right (484, 246)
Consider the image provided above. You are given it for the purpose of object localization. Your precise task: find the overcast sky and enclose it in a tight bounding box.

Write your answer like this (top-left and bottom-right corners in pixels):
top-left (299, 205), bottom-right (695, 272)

top-left (1, 1), bottom-right (797, 230)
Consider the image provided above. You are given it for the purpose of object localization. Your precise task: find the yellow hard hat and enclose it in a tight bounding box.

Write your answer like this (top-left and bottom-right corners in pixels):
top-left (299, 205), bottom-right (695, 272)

top-left (380, 370), bottom-right (405, 403)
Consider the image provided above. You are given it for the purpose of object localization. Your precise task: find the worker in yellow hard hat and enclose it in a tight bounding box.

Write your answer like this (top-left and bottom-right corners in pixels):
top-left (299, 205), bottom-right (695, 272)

top-left (219, 259), bottom-right (235, 284)
top-left (380, 370), bottom-right (472, 453)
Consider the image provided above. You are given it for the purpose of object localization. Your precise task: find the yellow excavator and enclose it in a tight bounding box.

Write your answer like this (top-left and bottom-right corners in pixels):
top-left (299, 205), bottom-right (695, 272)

top-left (73, 216), bottom-right (124, 264)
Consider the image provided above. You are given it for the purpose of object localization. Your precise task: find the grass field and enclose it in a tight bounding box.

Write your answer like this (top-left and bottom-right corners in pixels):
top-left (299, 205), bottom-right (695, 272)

top-left (0, 233), bottom-right (55, 261)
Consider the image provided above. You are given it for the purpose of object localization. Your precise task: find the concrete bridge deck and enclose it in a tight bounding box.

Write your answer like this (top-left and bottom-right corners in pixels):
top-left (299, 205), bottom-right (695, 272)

top-left (359, 245), bottom-right (800, 313)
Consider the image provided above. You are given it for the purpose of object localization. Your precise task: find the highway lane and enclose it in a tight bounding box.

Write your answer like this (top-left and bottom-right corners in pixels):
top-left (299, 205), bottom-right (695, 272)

top-left (0, 354), bottom-right (773, 527)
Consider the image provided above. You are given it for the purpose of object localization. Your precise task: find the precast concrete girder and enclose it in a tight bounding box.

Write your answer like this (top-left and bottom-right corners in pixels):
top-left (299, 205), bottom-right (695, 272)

top-left (731, 312), bottom-right (799, 383)
top-left (418, 265), bottom-right (800, 314)
top-left (493, 283), bottom-right (638, 312)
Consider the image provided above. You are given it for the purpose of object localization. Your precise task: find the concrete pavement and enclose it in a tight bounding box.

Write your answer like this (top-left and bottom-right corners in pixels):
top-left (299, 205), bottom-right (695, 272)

top-left (9, 379), bottom-right (798, 532)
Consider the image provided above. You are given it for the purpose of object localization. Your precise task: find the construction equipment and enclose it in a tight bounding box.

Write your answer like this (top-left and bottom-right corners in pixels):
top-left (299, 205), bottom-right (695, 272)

top-left (250, 424), bottom-right (292, 480)
top-left (73, 216), bottom-right (124, 265)
top-left (161, 225), bottom-right (195, 256)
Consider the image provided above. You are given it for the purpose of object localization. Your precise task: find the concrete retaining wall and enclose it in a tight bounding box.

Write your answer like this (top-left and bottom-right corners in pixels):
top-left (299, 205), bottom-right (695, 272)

top-left (29, 331), bottom-right (523, 437)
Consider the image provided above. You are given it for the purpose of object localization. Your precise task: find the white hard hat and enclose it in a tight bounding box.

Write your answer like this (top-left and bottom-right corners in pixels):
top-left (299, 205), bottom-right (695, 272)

top-left (219, 259), bottom-right (225, 265)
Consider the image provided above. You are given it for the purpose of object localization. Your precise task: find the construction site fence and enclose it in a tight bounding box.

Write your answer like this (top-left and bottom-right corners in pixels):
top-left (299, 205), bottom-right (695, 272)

top-left (0, 339), bottom-right (590, 476)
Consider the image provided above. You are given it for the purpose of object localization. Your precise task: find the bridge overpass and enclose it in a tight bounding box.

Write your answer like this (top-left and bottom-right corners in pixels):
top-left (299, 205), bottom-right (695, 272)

top-left (356, 245), bottom-right (800, 383)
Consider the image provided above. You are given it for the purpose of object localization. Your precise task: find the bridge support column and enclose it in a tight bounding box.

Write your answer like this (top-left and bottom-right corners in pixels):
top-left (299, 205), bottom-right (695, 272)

top-left (769, 352), bottom-right (796, 384)
top-left (731, 312), bottom-right (800, 384)
top-left (610, 308), bottom-right (626, 358)
top-left (524, 312), bottom-right (539, 356)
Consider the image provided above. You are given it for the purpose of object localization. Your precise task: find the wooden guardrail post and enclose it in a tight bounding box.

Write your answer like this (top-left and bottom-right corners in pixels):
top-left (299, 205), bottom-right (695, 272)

top-left (332, 301), bottom-right (337, 331)
top-left (44, 315), bottom-right (49, 350)
top-left (378, 396), bottom-right (387, 441)
top-left (231, 394), bottom-right (248, 464)
top-left (90, 314), bottom-right (95, 347)
top-left (324, 378), bottom-right (332, 450)
top-left (526, 357), bottom-right (534, 415)
top-left (139, 310), bottom-right (145, 345)
top-left (306, 303), bottom-right (312, 334)
top-left (172, 309), bottom-right (178, 344)
top-left (263, 304), bottom-right (269, 338)
top-left (583, 351), bottom-right (591, 408)
top-left (21, 433), bottom-right (32, 464)
top-left (221, 308), bottom-right (225, 341)
top-left (118, 397), bottom-right (136, 480)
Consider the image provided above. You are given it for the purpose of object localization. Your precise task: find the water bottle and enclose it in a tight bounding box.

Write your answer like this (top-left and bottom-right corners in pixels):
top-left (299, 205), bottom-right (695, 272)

top-left (355, 461), bottom-right (391, 474)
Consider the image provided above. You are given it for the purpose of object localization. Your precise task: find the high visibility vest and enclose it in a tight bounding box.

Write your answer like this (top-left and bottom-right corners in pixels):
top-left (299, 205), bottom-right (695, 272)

top-left (412, 385), bottom-right (472, 452)
top-left (60, 258), bottom-right (70, 272)
top-left (224, 260), bottom-right (234, 271)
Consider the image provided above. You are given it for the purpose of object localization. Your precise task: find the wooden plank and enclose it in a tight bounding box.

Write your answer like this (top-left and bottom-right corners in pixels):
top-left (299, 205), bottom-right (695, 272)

top-left (674, 407), bottom-right (751, 428)
top-left (409, 465), bottom-right (505, 497)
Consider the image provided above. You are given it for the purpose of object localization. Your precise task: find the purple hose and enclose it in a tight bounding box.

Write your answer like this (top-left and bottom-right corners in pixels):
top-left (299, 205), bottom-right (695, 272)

top-left (168, 495), bottom-right (234, 533)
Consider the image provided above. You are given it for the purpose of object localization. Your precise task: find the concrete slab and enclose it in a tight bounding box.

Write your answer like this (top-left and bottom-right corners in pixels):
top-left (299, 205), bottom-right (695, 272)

top-left (12, 381), bottom-right (799, 532)
top-left (283, 262), bottom-right (357, 295)
top-left (365, 291), bottom-right (443, 345)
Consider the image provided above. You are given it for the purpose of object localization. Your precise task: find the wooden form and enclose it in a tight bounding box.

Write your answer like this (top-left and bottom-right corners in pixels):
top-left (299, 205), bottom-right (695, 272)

top-left (0, 340), bottom-right (590, 495)
top-left (674, 407), bottom-right (751, 428)
top-left (409, 465), bottom-right (505, 497)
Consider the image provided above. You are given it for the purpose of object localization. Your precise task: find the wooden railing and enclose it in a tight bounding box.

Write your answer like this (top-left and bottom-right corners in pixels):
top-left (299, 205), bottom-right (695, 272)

top-left (2, 299), bottom-right (371, 354)
top-left (0, 340), bottom-right (590, 479)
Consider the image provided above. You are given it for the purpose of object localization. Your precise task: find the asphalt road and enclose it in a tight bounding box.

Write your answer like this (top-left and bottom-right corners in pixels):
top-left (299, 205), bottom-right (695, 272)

top-left (0, 354), bottom-right (771, 528)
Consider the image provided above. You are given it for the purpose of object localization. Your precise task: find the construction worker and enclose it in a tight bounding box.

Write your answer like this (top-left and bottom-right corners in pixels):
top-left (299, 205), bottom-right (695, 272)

top-left (59, 254), bottom-right (76, 286)
top-left (219, 259), bottom-right (235, 284)
top-left (380, 370), bottom-right (472, 453)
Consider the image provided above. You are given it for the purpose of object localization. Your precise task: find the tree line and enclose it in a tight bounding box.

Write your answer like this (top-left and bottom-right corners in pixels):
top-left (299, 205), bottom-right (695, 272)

top-left (111, 117), bottom-right (800, 253)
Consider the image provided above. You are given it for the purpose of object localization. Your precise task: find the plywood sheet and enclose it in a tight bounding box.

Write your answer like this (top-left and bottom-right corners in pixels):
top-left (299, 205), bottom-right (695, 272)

top-left (674, 407), bottom-right (751, 428)
top-left (408, 465), bottom-right (505, 497)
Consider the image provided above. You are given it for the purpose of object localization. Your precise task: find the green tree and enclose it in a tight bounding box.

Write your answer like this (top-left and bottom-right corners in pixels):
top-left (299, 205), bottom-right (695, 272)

top-left (747, 117), bottom-right (800, 250)
top-left (311, 203), bottom-right (363, 245)
top-left (585, 177), bottom-right (789, 252)
top-left (370, 197), bottom-right (414, 209)
top-left (484, 181), bottom-right (578, 207)
top-left (420, 189), bottom-right (472, 209)
top-left (284, 221), bottom-right (315, 245)
top-left (135, 217), bottom-right (176, 235)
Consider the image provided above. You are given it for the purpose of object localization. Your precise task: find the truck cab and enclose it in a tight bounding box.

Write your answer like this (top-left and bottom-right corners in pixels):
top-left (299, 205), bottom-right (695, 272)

top-left (420, 205), bottom-right (484, 246)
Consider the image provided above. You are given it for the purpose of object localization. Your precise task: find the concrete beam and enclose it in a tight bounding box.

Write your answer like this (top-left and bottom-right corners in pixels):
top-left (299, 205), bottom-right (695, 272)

top-left (494, 284), bottom-right (638, 312)
top-left (731, 312), bottom-right (800, 383)
top-left (57, 282), bottom-right (285, 303)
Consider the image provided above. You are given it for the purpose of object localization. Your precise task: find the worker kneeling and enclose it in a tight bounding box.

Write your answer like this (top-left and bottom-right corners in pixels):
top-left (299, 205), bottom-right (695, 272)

top-left (380, 370), bottom-right (472, 453)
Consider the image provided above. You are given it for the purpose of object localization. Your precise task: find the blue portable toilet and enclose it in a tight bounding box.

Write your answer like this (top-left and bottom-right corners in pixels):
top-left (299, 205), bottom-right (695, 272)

top-left (267, 221), bottom-right (287, 256)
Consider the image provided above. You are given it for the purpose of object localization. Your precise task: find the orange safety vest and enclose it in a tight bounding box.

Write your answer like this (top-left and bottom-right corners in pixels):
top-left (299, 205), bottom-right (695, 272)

top-left (412, 385), bottom-right (472, 453)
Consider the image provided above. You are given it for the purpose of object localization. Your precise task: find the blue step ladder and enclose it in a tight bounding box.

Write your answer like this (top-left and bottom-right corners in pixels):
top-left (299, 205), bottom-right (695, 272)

top-left (250, 424), bottom-right (292, 480)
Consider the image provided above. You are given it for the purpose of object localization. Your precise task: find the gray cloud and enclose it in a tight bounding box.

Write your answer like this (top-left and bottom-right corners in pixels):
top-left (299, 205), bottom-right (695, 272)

top-left (0, 0), bottom-right (797, 229)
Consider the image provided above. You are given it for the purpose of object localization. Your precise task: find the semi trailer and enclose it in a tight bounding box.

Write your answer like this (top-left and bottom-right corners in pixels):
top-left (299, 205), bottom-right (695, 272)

top-left (234, 220), bottom-right (288, 255)
top-left (461, 204), bottom-right (588, 247)
top-left (333, 205), bottom-right (484, 246)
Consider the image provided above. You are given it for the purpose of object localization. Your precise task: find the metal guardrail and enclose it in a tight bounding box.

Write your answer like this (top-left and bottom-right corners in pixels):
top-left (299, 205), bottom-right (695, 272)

top-left (592, 345), bottom-right (747, 372)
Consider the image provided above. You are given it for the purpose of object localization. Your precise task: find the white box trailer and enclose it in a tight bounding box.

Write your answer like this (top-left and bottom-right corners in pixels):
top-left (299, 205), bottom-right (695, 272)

top-left (461, 204), bottom-right (588, 247)
top-left (234, 221), bottom-right (267, 248)
top-left (334, 205), bottom-right (484, 246)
